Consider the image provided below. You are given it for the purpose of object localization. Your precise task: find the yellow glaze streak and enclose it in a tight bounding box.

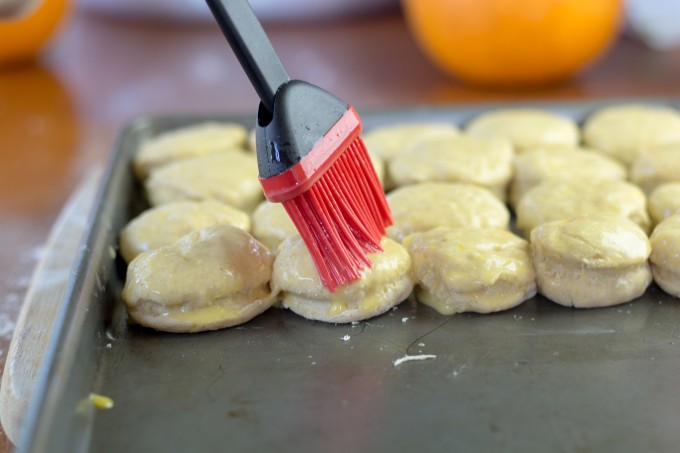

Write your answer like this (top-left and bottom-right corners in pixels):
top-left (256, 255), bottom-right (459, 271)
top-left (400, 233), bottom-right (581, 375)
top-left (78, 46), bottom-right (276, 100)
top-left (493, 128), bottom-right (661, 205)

top-left (328, 299), bottom-right (348, 317)
top-left (89, 393), bottom-right (114, 410)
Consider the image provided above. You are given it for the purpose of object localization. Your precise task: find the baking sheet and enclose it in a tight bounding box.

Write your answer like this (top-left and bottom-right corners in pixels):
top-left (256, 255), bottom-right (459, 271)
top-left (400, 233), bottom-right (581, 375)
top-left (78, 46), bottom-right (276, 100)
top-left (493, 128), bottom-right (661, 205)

top-left (20, 99), bottom-right (680, 452)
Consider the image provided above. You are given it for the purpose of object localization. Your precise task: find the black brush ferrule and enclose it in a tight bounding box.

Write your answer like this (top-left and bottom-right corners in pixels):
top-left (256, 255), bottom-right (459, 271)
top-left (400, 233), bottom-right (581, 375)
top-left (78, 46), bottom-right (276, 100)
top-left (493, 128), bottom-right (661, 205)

top-left (256, 80), bottom-right (348, 179)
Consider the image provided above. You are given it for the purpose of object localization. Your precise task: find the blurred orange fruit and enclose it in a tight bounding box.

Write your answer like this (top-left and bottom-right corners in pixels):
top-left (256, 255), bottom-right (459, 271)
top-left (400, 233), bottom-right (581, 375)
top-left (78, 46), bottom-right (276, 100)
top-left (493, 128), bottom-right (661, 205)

top-left (0, 0), bottom-right (69, 66)
top-left (0, 64), bottom-right (77, 210)
top-left (402, 0), bottom-right (623, 87)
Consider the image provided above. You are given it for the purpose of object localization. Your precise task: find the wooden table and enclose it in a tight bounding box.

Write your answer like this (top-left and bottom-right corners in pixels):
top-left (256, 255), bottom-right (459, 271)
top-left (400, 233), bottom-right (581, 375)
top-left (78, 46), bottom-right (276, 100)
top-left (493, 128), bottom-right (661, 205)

top-left (1, 6), bottom-right (680, 450)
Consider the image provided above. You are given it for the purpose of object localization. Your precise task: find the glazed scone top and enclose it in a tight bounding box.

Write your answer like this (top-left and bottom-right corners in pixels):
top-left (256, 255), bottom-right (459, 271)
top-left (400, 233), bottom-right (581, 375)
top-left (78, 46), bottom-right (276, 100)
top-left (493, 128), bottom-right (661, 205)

top-left (510, 147), bottom-right (627, 206)
top-left (648, 183), bottom-right (680, 226)
top-left (582, 104), bottom-right (680, 166)
top-left (386, 182), bottom-right (510, 242)
top-left (251, 200), bottom-right (297, 251)
top-left (362, 122), bottom-right (460, 161)
top-left (367, 151), bottom-right (386, 186)
top-left (404, 227), bottom-right (534, 294)
top-left (119, 200), bottom-right (251, 262)
top-left (465, 108), bottom-right (579, 150)
top-left (516, 179), bottom-right (650, 235)
top-left (144, 151), bottom-right (263, 211)
top-left (650, 214), bottom-right (680, 270)
top-left (630, 143), bottom-right (680, 194)
top-left (388, 134), bottom-right (513, 188)
top-left (513, 147), bottom-right (626, 182)
top-left (530, 215), bottom-right (651, 269)
top-left (133, 122), bottom-right (248, 180)
top-left (122, 225), bottom-right (273, 314)
top-left (272, 235), bottom-right (411, 306)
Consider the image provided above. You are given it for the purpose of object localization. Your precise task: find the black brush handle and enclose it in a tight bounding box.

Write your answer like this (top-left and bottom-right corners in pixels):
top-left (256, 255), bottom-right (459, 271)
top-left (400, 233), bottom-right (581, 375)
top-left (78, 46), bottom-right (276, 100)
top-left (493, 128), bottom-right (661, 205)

top-left (206, 0), bottom-right (290, 113)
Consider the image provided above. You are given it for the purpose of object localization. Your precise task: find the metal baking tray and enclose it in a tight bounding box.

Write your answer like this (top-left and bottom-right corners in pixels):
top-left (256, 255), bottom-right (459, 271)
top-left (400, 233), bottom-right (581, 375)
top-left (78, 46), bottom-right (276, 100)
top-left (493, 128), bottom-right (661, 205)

top-left (20, 99), bottom-right (680, 452)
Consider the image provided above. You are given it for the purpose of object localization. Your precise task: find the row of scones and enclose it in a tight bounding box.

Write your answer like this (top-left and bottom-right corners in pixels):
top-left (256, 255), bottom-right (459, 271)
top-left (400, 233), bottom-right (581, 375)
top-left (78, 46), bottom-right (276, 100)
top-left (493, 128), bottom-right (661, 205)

top-left (119, 103), bottom-right (680, 333)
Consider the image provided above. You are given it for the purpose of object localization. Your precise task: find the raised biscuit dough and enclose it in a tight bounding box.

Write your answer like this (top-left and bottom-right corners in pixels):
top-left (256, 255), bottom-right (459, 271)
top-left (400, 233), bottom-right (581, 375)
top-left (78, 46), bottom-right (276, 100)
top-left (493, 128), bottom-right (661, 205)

top-left (363, 122), bottom-right (459, 190)
top-left (510, 147), bottom-right (626, 207)
top-left (404, 227), bottom-right (536, 315)
top-left (583, 104), bottom-right (680, 167)
top-left (386, 182), bottom-right (510, 242)
top-left (119, 200), bottom-right (250, 262)
top-left (145, 152), bottom-right (263, 211)
top-left (648, 183), bottom-right (680, 226)
top-left (247, 128), bottom-right (257, 153)
top-left (649, 214), bottom-right (680, 297)
top-left (362, 122), bottom-right (460, 162)
top-left (251, 200), bottom-right (297, 251)
top-left (122, 225), bottom-right (275, 333)
top-left (465, 108), bottom-right (579, 151)
top-left (516, 179), bottom-right (650, 236)
top-left (272, 236), bottom-right (414, 323)
top-left (630, 143), bottom-right (680, 194)
top-left (388, 134), bottom-right (513, 200)
top-left (133, 122), bottom-right (247, 180)
top-left (367, 151), bottom-right (386, 187)
top-left (531, 215), bottom-right (652, 308)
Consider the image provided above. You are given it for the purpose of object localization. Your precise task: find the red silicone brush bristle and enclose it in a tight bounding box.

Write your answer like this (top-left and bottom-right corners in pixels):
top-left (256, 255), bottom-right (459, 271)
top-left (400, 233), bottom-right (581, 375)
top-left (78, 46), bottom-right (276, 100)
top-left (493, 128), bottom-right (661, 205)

top-left (281, 137), bottom-right (392, 292)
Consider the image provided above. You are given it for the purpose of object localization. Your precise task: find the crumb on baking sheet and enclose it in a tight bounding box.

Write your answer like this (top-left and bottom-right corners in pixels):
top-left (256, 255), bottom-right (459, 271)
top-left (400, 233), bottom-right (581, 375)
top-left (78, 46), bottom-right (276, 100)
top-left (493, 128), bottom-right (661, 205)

top-left (393, 354), bottom-right (437, 367)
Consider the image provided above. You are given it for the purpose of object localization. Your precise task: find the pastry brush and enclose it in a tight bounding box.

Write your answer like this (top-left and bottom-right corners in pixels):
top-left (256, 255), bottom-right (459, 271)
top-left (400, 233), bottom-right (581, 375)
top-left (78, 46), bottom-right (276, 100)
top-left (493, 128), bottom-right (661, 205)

top-left (205, 0), bottom-right (392, 292)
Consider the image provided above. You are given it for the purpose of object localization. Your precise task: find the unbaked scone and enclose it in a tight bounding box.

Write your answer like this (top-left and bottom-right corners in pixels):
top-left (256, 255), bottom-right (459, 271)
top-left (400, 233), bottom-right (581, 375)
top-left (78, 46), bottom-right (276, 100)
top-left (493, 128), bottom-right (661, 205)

top-left (251, 200), bottom-right (297, 251)
top-left (272, 235), bottom-right (414, 323)
top-left (465, 108), bottom-right (579, 151)
top-left (362, 122), bottom-right (460, 162)
top-left (516, 179), bottom-right (650, 236)
top-left (648, 183), bottom-right (680, 226)
top-left (122, 225), bottom-right (275, 333)
top-left (630, 143), bottom-right (680, 194)
top-left (388, 134), bottom-right (513, 200)
top-left (145, 152), bottom-right (263, 211)
top-left (119, 200), bottom-right (250, 262)
top-left (582, 104), bottom-right (680, 167)
top-left (510, 147), bottom-right (626, 207)
top-left (649, 214), bottom-right (680, 297)
top-left (133, 122), bottom-right (248, 180)
top-left (367, 150), bottom-right (386, 187)
top-left (404, 227), bottom-right (536, 314)
top-left (247, 128), bottom-right (257, 153)
top-left (386, 182), bottom-right (510, 242)
top-left (531, 215), bottom-right (652, 308)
